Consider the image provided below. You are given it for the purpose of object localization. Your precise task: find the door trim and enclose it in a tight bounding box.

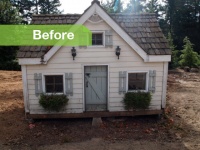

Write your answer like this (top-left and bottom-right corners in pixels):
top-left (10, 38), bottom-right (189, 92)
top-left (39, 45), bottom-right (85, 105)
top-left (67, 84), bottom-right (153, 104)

top-left (82, 64), bottom-right (110, 111)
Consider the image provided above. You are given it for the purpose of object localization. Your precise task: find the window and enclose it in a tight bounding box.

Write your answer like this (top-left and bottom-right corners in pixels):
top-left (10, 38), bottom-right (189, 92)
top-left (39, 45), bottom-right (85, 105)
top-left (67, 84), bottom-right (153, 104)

top-left (128, 72), bottom-right (147, 91)
top-left (92, 33), bottom-right (103, 45)
top-left (45, 75), bottom-right (64, 93)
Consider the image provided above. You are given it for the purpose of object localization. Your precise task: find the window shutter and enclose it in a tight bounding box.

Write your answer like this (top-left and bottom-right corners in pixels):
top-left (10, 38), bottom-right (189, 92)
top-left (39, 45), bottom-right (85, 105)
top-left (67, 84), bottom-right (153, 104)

top-left (119, 71), bottom-right (126, 94)
top-left (34, 73), bottom-right (43, 96)
top-left (148, 70), bottom-right (156, 93)
top-left (105, 30), bottom-right (113, 47)
top-left (65, 73), bottom-right (73, 96)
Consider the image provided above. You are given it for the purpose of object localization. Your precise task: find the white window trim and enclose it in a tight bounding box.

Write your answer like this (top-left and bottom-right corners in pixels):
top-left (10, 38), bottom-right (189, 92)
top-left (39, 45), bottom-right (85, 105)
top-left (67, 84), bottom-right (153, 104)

top-left (88, 30), bottom-right (105, 47)
top-left (42, 73), bottom-right (65, 95)
top-left (126, 71), bottom-right (149, 92)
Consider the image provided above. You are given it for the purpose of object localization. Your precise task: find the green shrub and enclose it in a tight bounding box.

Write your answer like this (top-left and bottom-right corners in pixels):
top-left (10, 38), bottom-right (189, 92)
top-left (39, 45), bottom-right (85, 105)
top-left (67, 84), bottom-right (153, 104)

top-left (179, 37), bottom-right (200, 68)
top-left (123, 92), bottom-right (152, 110)
top-left (39, 94), bottom-right (69, 112)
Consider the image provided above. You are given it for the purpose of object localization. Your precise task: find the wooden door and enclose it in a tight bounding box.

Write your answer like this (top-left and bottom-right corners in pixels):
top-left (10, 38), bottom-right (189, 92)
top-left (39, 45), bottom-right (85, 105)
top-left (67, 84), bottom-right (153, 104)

top-left (84, 66), bottom-right (107, 111)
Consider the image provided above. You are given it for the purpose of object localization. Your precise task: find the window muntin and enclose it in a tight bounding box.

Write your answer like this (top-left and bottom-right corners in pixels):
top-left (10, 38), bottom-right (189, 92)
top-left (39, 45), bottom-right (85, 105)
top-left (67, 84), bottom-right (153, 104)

top-left (45, 75), bottom-right (64, 93)
top-left (92, 33), bottom-right (103, 45)
top-left (128, 73), bottom-right (147, 91)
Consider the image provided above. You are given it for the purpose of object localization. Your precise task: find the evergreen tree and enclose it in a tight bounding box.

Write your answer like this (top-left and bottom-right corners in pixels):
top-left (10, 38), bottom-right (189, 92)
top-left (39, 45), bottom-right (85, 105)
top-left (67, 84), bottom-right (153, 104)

top-left (144, 0), bottom-right (165, 18)
top-left (167, 32), bottom-right (179, 68)
top-left (0, 0), bottom-right (21, 24)
top-left (164, 0), bottom-right (200, 53)
top-left (101, 0), bottom-right (123, 13)
top-left (124, 0), bottom-right (144, 13)
top-left (179, 37), bottom-right (200, 68)
top-left (0, 0), bottom-right (21, 70)
top-left (10, 0), bottom-right (35, 24)
top-left (38, 0), bottom-right (61, 14)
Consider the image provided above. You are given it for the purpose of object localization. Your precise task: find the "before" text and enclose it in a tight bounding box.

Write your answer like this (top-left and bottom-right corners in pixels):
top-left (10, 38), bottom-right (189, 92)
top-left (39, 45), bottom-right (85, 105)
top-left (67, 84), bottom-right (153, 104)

top-left (33, 30), bottom-right (74, 40)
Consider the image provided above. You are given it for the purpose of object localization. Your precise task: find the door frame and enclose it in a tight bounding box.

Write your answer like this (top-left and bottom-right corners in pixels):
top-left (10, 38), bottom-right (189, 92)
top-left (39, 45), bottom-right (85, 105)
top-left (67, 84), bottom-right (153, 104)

top-left (82, 64), bottom-right (110, 112)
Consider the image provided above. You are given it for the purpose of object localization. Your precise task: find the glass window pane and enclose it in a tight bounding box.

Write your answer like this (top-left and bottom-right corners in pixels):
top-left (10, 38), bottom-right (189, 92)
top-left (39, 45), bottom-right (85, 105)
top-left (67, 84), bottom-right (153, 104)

top-left (92, 33), bottom-right (103, 45)
top-left (128, 73), bottom-right (146, 91)
top-left (46, 85), bottom-right (54, 93)
top-left (45, 76), bottom-right (54, 84)
top-left (55, 76), bottom-right (63, 83)
top-left (55, 84), bottom-right (63, 92)
top-left (45, 75), bottom-right (63, 93)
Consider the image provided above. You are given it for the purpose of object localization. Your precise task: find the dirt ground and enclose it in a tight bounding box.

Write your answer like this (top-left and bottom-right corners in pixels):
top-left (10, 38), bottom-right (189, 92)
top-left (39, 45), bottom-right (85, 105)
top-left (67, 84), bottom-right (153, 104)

top-left (0, 70), bottom-right (199, 150)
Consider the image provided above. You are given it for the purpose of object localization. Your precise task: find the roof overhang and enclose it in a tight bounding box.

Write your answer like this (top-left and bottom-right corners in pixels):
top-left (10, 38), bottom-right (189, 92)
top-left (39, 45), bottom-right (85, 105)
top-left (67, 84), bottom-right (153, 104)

top-left (18, 2), bottom-right (171, 65)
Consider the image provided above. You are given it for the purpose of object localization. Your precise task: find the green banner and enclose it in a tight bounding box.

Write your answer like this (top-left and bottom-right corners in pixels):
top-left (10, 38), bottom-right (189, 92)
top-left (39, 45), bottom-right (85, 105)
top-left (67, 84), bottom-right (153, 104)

top-left (0, 25), bottom-right (92, 46)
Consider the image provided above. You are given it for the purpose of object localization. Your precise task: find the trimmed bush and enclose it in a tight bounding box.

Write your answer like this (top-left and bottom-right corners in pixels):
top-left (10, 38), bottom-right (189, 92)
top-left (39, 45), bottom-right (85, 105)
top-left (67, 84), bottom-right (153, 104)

top-left (123, 92), bottom-right (151, 110)
top-left (39, 94), bottom-right (69, 112)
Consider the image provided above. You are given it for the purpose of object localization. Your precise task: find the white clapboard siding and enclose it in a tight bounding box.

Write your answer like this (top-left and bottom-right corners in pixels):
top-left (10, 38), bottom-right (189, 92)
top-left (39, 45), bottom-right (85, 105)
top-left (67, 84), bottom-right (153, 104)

top-left (26, 20), bottom-right (165, 114)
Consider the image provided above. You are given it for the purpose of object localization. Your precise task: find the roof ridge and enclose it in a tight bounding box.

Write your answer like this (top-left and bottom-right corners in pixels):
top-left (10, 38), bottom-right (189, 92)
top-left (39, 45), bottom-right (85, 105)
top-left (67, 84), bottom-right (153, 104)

top-left (32, 14), bottom-right (81, 17)
top-left (109, 13), bottom-right (156, 15)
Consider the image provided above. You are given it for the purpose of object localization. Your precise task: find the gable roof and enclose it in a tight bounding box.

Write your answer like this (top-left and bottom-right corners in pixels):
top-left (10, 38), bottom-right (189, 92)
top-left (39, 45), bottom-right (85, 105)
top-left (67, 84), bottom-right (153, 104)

top-left (17, 0), bottom-right (171, 59)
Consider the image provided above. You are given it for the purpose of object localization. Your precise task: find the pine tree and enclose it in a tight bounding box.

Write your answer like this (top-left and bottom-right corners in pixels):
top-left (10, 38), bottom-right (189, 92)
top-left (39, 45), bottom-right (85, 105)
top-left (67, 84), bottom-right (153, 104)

top-left (101, 0), bottom-right (123, 13)
top-left (38, 0), bottom-right (61, 14)
top-left (179, 37), bottom-right (200, 68)
top-left (0, 0), bottom-right (21, 70)
top-left (0, 0), bottom-right (21, 24)
top-left (124, 0), bottom-right (144, 13)
top-left (167, 32), bottom-right (179, 68)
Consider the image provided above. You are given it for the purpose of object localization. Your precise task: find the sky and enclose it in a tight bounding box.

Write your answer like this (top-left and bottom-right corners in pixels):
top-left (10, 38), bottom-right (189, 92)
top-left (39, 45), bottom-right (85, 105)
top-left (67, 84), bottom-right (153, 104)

top-left (59, 0), bottom-right (129, 14)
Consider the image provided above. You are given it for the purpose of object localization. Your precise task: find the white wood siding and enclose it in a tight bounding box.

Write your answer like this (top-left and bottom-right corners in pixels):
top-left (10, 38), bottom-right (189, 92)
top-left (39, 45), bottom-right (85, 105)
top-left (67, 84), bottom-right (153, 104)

top-left (26, 20), bottom-right (165, 114)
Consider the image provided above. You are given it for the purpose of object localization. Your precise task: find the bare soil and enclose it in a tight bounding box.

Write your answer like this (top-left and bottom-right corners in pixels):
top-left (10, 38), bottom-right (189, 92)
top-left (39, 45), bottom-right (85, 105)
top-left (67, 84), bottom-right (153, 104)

top-left (0, 70), bottom-right (199, 150)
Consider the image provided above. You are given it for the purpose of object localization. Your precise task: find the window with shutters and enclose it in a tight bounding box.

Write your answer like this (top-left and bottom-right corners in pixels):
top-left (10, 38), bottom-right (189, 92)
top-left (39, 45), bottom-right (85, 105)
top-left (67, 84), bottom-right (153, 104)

top-left (44, 75), bottom-right (64, 93)
top-left (127, 72), bottom-right (148, 91)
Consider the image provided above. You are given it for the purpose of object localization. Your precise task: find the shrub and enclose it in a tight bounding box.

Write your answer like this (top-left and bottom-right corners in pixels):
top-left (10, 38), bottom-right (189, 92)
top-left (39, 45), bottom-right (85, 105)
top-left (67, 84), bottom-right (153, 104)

top-left (39, 94), bottom-right (69, 112)
top-left (179, 37), bottom-right (200, 68)
top-left (123, 92), bottom-right (151, 110)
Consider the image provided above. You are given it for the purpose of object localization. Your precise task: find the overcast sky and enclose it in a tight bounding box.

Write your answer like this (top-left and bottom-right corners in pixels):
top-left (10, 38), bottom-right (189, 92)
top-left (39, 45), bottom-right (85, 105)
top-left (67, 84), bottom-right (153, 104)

top-left (59, 0), bottom-right (129, 14)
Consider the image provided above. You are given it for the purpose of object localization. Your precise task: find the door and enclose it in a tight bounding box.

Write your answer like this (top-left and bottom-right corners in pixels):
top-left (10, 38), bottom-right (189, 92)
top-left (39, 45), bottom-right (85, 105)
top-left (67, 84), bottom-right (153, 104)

top-left (84, 66), bottom-right (108, 111)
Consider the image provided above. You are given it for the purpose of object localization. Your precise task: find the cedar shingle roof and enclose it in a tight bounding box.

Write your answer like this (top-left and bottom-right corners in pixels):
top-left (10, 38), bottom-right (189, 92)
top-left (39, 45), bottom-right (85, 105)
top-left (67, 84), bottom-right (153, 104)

top-left (111, 13), bottom-right (171, 55)
top-left (17, 12), bottom-right (171, 58)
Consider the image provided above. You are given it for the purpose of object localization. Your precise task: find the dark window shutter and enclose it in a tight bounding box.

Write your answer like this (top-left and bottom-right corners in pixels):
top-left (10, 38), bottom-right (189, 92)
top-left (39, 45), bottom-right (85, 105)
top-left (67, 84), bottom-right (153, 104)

top-left (65, 73), bottom-right (73, 96)
top-left (34, 73), bottom-right (43, 96)
top-left (105, 30), bottom-right (113, 47)
top-left (148, 70), bottom-right (156, 93)
top-left (119, 71), bottom-right (127, 94)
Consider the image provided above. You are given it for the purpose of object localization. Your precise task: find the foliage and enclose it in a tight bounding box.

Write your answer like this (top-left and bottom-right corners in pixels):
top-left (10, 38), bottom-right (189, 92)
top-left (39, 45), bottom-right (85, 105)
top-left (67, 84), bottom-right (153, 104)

top-left (38, 0), bottom-right (62, 14)
top-left (0, 0), bottom-right (21, 71)
top-left (0, 0), bottom-right (21, 24)
top-left (101, 0), bottom-right (123, 13)
top-left (123, 92), bottom-right (152, 110)
top-left (167, 32), bottom-right (179, 68)
top-left (39, 94), bottom-right (69, 112)
top-left (164, 0), bottom-right (200, 53)
top-left (10, 0), bottom-right (62, 24)
top-left (179, 37), bottom-right (200, 68)
top-left (124, 0), bottom-right (144, 13)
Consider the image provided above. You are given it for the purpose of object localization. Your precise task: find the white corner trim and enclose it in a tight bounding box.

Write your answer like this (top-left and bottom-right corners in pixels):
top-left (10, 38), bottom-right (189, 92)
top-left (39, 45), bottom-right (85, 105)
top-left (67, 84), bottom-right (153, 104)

top-left (18, 58), bottom-right (41, 65)
top-left (146, 55), bottom-right (171, 62)
top-left (21, 65), bottom-right (30, 113)
top-left (162, 62), bottom-right (168, 108)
